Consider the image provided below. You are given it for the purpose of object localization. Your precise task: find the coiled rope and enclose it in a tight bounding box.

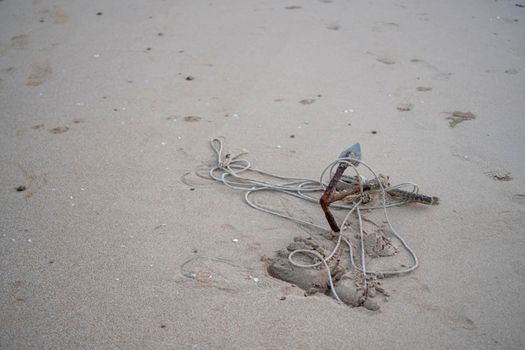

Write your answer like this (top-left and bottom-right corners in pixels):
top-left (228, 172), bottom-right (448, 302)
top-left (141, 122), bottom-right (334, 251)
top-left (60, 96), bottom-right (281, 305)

top-left (208, 137), bottom-right (419, 302)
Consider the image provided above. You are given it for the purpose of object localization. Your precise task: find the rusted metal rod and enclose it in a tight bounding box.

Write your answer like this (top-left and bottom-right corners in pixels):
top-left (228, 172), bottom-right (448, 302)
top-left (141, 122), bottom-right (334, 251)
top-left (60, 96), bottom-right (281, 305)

top-left (320, 162), bottom-right (349, 232)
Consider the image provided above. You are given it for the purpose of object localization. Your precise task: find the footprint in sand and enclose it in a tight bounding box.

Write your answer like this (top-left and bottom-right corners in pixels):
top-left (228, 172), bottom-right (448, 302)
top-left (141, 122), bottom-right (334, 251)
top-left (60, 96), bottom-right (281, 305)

top-left (15, 163), bottom-right (47, 198)
top-left (504, 68), bottom-right (520, 75)
top-left (26, 62), bottom-right (52, 86)
top-left (2, 67), bottom-right (16, 74)
top-left (49, 126), bottom-right (69, 134)
top-left (179, 256), bottom-right (267, 292)
top-left (299, 98), bottom-right (316, 105)
top-left (372, 22), bottom-right (400, 33)
top-left (10, 34), bottom-right (30, 49)
top-left (183, 116), bottom-right (202, 122)
top-left (412, 300), bottom-right (476, 330)
top-left (512, 194), bottom-right (525, 205)
top-left (511, 260), bottom-right (525, 278)
top-left (445, 111), bottom-right (475, 128)
top-left (52, 6), bottom-right (69, 24)
top-left (181, 165), bottom-right (223, 189)
top-left (367, 51), bottom-right (396, 65)
top-left (377, 57), bottom-right (396, 65)
top-left (483, 169), bottom-right (513, 182)
top-left (410, 58), bottom-right (452, 80)
top-left (452, 149), bottom-right (512, 182)
top-left (397, 103), bottom-right (413, 112)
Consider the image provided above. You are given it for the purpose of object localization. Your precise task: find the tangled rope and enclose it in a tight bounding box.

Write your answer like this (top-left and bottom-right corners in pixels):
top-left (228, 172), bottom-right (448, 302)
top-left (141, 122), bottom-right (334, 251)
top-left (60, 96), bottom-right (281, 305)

top-left (208, 137), bottom-right (420, 302)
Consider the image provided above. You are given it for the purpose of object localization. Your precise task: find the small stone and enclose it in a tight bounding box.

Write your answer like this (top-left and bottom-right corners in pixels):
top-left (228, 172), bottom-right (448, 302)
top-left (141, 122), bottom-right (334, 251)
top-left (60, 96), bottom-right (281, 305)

top-left (16, 185), bottom-right (26, 192)
top-left (185, 76), bottom-right (195, 81)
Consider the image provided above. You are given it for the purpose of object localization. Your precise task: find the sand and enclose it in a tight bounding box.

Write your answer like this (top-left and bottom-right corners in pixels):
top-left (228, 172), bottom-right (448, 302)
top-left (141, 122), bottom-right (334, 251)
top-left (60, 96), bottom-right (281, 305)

top-left (1, 0), bottom-right (525, 348)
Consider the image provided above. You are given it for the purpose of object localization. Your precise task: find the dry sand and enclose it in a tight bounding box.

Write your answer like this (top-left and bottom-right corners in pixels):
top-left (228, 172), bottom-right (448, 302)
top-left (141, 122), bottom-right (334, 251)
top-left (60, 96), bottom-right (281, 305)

top-left (1, 0), bottom-right (525, 348)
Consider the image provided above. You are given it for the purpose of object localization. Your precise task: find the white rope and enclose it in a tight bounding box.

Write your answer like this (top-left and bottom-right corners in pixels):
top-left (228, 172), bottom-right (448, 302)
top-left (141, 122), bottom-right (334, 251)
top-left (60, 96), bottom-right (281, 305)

top-left (208, 138), bottom-right (420, 301)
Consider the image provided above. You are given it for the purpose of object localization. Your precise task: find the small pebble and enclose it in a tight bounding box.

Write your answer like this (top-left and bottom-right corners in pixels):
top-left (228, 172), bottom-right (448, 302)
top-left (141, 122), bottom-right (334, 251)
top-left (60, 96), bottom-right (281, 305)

top-left (15, 185), bottom-right (26, 192)
top-left (96, 12), bottom-right (103, 16)
top-left (185, 76), bottom-right (195, 81)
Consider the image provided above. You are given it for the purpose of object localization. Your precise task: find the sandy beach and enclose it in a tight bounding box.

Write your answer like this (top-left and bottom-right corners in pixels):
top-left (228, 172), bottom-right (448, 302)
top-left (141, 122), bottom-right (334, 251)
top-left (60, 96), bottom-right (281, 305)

top-left (1, 0), bottom-right (525, 348)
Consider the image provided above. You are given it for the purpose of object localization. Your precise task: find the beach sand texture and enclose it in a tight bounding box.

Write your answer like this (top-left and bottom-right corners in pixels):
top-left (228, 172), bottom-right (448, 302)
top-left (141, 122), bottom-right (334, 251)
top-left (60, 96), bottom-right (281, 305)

top-left (1, 0), bottom-right (525, 348)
